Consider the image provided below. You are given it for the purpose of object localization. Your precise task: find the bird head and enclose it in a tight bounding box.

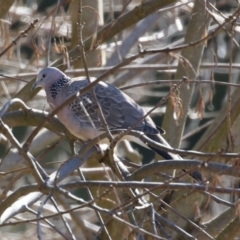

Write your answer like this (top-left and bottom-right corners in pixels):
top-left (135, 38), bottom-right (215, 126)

top-left (32, 67), bottom-right (66, 90)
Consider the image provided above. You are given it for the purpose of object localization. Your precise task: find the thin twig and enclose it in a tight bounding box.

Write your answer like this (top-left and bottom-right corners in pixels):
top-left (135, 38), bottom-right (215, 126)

top-left (0, 119), bottom-right (46, 185)
top-left (77, 0), bottom-right (113, 142)
top-left (77, 167), bottom-right (112, 240)
top-left (0, 19), bottom-right (39, 57)
top-left (226, 21), bottom-right (235, 151)
top-left (148, 191), bottom-right (214, 240)
top-left (60, 180), bottom-right (240, 195)
top-left (3, 62), bottom-right (240, 82)
top-left (26, 206), bottom-right (69, 239)
top-left (50, 196), bottom-right (76, 240)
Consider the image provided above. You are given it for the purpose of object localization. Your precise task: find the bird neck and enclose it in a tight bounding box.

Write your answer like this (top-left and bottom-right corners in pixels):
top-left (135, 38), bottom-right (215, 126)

top-left (49, 76), bottom-right (70, 100)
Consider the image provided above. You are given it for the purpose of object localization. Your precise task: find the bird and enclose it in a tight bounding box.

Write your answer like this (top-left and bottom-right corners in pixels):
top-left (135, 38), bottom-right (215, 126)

top-left (32, 67), bottom-right (180, 160)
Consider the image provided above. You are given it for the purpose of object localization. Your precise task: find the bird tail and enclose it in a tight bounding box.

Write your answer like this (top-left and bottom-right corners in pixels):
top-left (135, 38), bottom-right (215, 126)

top-left (146, 134), bottom-right (181, 160)
top-left (147, 134), bottom-right (202, 181)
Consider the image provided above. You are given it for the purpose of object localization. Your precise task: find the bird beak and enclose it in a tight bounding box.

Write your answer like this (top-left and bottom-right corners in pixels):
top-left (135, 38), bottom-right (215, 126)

top-left (31, 81), bottom-right (40, 90)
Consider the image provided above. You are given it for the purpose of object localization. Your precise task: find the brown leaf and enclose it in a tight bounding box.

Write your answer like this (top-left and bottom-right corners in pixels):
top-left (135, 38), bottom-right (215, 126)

top-left (196, 96), bottom-right (205, 119)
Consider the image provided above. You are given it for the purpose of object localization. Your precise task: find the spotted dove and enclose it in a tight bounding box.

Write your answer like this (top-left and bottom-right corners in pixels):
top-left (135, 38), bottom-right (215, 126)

top-left (32, 67), bottom-right (180, 160)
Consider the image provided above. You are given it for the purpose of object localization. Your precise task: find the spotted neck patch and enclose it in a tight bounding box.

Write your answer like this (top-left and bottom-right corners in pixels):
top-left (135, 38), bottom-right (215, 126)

top-left (49, 76), bottom-right (70, 99)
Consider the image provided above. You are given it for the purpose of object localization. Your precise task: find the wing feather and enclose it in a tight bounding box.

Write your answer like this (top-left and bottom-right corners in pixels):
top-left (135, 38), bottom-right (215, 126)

top-left (67, 79), bottom-right (159, 134)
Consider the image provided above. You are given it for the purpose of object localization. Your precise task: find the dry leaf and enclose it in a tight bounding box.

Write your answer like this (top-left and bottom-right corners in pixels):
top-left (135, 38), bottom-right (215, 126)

top-left (196, 96), bottom-right (205, 119)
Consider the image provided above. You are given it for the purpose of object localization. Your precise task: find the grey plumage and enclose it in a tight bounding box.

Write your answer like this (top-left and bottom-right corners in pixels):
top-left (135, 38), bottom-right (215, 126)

top-left (32, 67), bottom-right (178, 160)
top-left (67, 79), bottom-right (159, 134)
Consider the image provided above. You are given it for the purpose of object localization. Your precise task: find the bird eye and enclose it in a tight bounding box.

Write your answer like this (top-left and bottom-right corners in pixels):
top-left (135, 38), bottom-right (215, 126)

top-left (42, 74), bottom-right (46, 78)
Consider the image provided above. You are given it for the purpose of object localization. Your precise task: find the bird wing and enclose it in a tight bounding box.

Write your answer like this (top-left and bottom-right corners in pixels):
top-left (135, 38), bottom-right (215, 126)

top-left (67, 79), bottom-right (159, 135)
